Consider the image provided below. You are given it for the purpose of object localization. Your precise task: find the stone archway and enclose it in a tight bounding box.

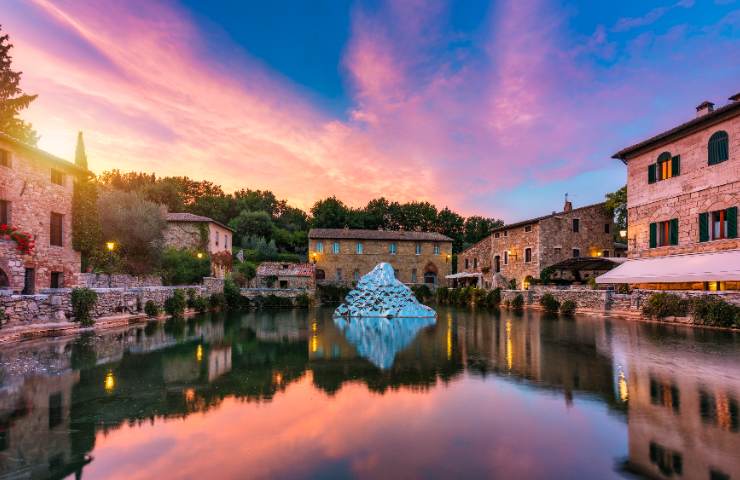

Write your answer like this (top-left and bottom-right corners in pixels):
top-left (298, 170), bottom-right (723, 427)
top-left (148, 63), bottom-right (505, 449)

top-left (423, 262), bottom-right (438, 285)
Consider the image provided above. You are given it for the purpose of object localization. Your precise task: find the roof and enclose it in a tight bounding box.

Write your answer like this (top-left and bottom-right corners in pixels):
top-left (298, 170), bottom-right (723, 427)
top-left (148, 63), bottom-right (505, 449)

top-left (256, 262), bottom-right (315, 277)
top-left (548, 256), bottom-right (626, 272)
top-left (166, 212), bottom-right (234, 232)
top-left (0, 130), bottom-right (89, 175)
top-left (596, 250), bottom-right (740, 284)
top-left (612, 98), bottom-right (740, 162)
top-left (490, 202), bottom-right (608, 233)
top-left (308, 228), bottom-right (452, 242)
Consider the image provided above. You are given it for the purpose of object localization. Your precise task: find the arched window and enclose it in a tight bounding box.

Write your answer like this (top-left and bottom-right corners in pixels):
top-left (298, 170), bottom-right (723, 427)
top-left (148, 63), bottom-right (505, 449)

top-left (657, 152), bottom-right (673, 180)
top-left (424, 271), bottom-right (437, 285)
top-left (708, 131), bottom-right (729, 165)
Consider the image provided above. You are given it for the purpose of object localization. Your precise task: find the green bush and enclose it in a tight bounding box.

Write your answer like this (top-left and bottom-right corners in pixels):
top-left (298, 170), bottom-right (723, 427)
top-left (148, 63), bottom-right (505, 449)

top-left (587, 277), bottom-right (597, 290)
top-left (540, 293), bottom-right (560, 314)
top-left (692, 297), bottom-right (740, 328)
top-left (191, 295), bottom-right (209, 313)
top-left (209, 292), bottom-right (226, 310)
top-left (295, 293), bottom-right (312, 308)
top-left (540, 266), bottom-right (555, 284)
top-left (509, 279), bottom-right (517, 290)
top-left (317, 284), bottom-right (350, 303)
top-left (186, 288), bottom-right (198, 308)
top-left (71, 287), bottom-right (98, 326)
top-left (560, 300), bottom-right (577, 316)
top-left (164, 289), bottom-right (187, 317)
top-left (511, 293), bottom-right (524, 310)
top-left (224, 277), bottom-right (249, 310)
top-left (144, 300), bottom-right (160, 318)
top-left (642, 293), bottom-right (689, 319)
top-left (160, 248), bottom-right (211, 285)
top-left (436, 287), bottom-right (449, 304)
top-left (470, 288), bottom-right (487, 306)
top-left (411, 284), bottom-right (433, 303)
top-left (486, 288), bottom-right (501, 307)
top-left (263, 294), bottom-right (294, 307)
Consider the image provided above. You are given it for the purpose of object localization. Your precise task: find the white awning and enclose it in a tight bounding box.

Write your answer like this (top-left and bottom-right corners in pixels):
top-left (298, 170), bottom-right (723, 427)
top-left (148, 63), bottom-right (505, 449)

top-left (596, 249), bottom-right (740, 284)
top-left (445, 272), bottom-right (483, 279)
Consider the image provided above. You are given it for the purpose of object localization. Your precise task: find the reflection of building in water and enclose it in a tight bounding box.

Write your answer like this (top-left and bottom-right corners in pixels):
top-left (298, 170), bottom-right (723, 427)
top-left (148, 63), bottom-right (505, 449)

top-left (0, 370), bottom-right (86, 479)
top-left (620, 326), bottom-right (740, 479)
top-left (208, 346), bottom-right (232, 382)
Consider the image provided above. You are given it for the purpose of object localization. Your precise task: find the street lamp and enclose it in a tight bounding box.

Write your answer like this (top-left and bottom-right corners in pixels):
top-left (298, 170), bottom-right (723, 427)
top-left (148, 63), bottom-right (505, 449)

top-left (106, 241), bottom-right (116, 252)
top-left (619, 229), bottom-right (627, 239)
top-left (196, 252), bottom-right (204, 259)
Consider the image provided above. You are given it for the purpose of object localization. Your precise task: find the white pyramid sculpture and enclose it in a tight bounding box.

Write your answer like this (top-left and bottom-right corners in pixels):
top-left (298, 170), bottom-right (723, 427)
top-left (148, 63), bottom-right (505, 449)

top-left (333, 262), bottom-right (436, 318)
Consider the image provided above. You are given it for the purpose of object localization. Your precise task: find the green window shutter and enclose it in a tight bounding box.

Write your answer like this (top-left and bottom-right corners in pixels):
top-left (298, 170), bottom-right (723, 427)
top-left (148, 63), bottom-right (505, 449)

top-left (708, 131), bottom-right (729, 165)
top-left (669, 218), bottom-right (679, 245)
top-left (671, 155), bottom-right (680, 176)
top-left (648, 164), bottom-right (656, 184)
top-left (649, 222), bottom-right (657, 248)
top-left (727, 206), bottom-right (738, 239)
top-left (699, 212), bottom-right (709, 242)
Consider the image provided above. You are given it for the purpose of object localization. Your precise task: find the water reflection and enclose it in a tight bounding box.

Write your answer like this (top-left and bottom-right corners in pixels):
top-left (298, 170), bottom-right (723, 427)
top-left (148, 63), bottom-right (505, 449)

top-left (0, 308), bottom-right (736, 479)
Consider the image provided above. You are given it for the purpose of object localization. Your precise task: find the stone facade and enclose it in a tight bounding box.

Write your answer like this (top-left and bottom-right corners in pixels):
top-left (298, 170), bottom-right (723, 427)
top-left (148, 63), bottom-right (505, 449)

top-left (623, 106), bottom-right (739, 260)
top-left (308, 229), bottom-right (453, 287)
top-left (462, 201), bottom-right (614, 289)
top-left (255, 262), bottom-right (315, 289)
top-left (164, 213), bottom-right (235, 277)
top-left (0, 134), bottom-right (84, 293)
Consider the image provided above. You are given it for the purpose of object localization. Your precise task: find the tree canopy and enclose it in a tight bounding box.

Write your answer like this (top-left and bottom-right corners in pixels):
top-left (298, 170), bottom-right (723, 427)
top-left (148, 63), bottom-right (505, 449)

top-left (0, 25), bottom-right (38, 144)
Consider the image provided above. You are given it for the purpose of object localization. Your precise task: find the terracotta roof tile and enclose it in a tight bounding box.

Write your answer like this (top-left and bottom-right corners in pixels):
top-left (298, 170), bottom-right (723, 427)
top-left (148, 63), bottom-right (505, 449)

top-left (166, 212), bottom-right (234, 232)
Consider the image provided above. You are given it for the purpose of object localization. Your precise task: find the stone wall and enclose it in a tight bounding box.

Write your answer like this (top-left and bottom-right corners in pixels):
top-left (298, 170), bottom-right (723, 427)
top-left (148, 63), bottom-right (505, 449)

top-left (0, 137), bottom-right (82, 292)
top-left (458, 236), bottom-right (492, 287)
top-left (78, 273), bottom-right (162, 288)
top-left (240, 288), bottom-right (308, 300)
top-left (626, 112), bottom-right (739, 259)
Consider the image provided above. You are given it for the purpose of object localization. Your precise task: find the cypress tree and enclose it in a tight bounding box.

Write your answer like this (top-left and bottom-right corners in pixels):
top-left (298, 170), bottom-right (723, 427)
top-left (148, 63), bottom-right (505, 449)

top-left (0, 25), bottom-right (38, 144)
top-left (72, 132), bottom-right (102, 271)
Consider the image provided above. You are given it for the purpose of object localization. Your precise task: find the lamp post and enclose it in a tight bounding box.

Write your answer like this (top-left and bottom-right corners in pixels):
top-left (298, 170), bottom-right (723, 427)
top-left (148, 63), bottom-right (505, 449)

top-left (619, 229), bottom-right (627, 239)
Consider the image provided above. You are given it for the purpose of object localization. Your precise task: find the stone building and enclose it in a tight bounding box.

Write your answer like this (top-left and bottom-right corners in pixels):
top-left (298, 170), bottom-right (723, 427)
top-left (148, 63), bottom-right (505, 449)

top-left (164, 212), bottom-right (234, 277)
top-left (458, 200), bottom-right (614, 289)
top-left (255, 262), bottom-right (315, 289)
top-left (599, 93), bottom-right (740, 290)
top-left (307, 228), bottom-right (453, 286)
top-left (0, 132), bottom-right (85, 293)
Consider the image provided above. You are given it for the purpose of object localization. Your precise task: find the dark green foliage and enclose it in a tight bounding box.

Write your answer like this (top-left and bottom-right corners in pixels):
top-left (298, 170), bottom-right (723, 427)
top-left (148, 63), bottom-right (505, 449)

top-left (144, 300), bottom-right (160, 318)
top-left (509, 279), bottom-right (517, 290)
top-left (164, 290), bottom-right (187, 317)
top-left (691, 297), bottom-right (740, 328)
top-left (0, 27), bottom-right (38, 144)
top-left (190, 295), bottom-right (209, 313)
top-left (642, 293), bottom-right (689, 319)
top-left (229, 210), bottom-right (274, 242)
top-left (560, 300), bottom-right (576, 316)
top-left (223, 277), bottom-right (248, 310)
top-left (232, 261), bottom-right (257, 287)
top-left (209, 292), bottom-right (226, 310)
top-left (71, 288), bottom-right (98, 326)
top-left (485, 288), bottom-right (501, 307)
top-left (540, 293), bottom-right (560, 314)
top-left (511, 294), bottom-right (525, 311)
top-left (72, 136), bottom-right (102, 272)
top-left (435, 287), bottom-right (449, 304)
top-left (263, 294), bottom-right (294, 308)
top-left (317, 284), bottom-right (350, 303)
top-left (604, 185), bottom-right (627, 239)
top-left (539, 266), bottom-right (555, 284)
top-left (295, 293), bottom-right (312, 308)
top-left (160, 248), bottom-right (211, 285)
top-left (411, 284), bottom-right (433, 303)
top-left (185, 288), bottom-right (197, 307)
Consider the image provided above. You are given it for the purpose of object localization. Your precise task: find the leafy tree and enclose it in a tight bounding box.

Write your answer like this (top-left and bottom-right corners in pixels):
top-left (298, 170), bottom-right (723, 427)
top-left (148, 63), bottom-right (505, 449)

top-left (310, 196), bottom-right (352, 228)
top-left (230, 210), bottom-right (273, 243)
top-left (0, 25), bottom-right (38, 144)
top-left (160, 248), bottom-right (211, 285)
top-left (71, 132), bottom-right (102, 271)
top-left (436, 207), bottom-right (465, 251)
top-left (464, 216), bottom-right (503, 245)
top-left (97, 190), bottom-right (167, 273)
top-left (605, 185), bottom-right (627, 238)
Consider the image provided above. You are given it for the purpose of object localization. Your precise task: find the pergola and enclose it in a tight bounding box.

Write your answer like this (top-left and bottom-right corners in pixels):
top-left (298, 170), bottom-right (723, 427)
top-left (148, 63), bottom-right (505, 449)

top-left (445, 272), bottom-right (483, 287)
top-left (547, 257), bottom-right (626, 283)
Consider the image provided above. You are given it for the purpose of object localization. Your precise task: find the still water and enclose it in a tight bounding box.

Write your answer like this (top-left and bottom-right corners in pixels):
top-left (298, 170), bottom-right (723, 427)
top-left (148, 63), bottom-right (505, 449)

top-left (0, 307), bottom-right (738, 480)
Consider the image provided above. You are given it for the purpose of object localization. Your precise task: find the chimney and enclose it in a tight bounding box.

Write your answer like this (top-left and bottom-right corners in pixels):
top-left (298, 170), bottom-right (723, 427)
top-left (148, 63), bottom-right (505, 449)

top-left (563, 193), bottom-right (573, 213)
top-left (729, 93), bottom-right (740, 103)
top-left (696, 101), bottom-right (715, 117)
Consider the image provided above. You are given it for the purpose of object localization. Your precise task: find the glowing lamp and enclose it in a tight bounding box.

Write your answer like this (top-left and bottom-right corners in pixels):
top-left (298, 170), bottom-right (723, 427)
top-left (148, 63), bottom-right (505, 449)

top-left (619, 230), bottom-right (627, 238)
top-left (106, 241), bottom-right (116, 252)
top-left (196, 252), bottom-right (204, 259)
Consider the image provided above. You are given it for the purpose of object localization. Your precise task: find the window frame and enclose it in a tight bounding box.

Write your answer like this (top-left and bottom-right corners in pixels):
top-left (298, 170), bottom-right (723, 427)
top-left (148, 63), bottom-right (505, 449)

top-left (316, 241), bottom-right (324, 253)
top-left (50, 212), bottom-right (64, 247)
top-left (572, 218), bottom-right (580, 233)
top-left (433, 244), bottom-right (440, 255)
top-left (389, 242), bottom-right (397, 255)
top-left (572, 248), bottom-right (580, 258)
top-left (0, 199), bottom-right (9, 226)
top-left (415, 243), bottom-right (422, 255)
top-left (50, 271), bottom-right (63, 289)
top-left (503, 251), bottom-right (509, 265)
top-left (524, 247), bottom-right (532, 263)
top-left (356, 242), bottom-right (364, 254)
top-left (332, 241), bottom-right (340, 254)
top-left (50, 169), bottom-right (65, 186)
top-left (0, 149), bottom-right (10, 168)
top-left (524, 225), bottom-right (532, 233)
top-left (708, 130), bottom-right (729, 165)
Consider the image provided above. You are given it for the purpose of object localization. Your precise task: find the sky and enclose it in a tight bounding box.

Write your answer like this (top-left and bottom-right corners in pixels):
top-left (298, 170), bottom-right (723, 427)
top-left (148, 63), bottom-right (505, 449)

top-left (4, 0), bottom-right (739, 221)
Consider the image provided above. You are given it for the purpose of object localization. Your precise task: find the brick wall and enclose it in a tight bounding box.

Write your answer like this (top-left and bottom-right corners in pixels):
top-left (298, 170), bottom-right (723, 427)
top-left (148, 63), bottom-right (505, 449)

top-left (626, 113), bottom-right (739, 258)
top-left (310, 238), bottom-right (452, 286)
top-left (0, 138), bottom-right (81, 292)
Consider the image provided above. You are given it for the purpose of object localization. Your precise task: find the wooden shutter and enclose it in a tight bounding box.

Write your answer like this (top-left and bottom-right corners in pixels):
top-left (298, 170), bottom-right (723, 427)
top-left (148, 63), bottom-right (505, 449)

top-left (708, 131), bottom-right (729, 165)
top-left (648, 164), bottom-right (656, 184)
top-left (0, 200), bottom-right (8, 225)
top-left (649, 222), bottom-right (657, 248)
top-left (50, 213), bottom-right (63, 246)
top-left (699, 212), bottom-right (709, 242)
top-left (671, 155), bottom-right (680, 177)
top-left (728, 206), bottom-right (738, 239)
top-left (669, 218), bottom-right (679, 245)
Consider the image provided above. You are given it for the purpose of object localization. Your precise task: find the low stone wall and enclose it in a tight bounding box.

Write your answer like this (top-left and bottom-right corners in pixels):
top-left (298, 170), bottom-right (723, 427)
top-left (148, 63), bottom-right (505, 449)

top-left (240, 288), bottom-right (311, 300)
top-left (78, 273), bottom-right (162, 288)
top-left (0, 278), bottom-right (226, 328)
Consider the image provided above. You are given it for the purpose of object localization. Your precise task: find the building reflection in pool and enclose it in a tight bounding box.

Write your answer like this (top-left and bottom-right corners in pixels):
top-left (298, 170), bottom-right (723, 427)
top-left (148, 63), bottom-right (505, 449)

top-left (0, 308), bottom-right (736, 479)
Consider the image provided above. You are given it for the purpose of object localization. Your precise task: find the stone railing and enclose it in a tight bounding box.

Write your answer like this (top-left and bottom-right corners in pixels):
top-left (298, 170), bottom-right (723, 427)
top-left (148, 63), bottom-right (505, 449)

top-left (78, 273), bottom-right (162, 288)
top-left (240, 287), bottom-right (310, 300)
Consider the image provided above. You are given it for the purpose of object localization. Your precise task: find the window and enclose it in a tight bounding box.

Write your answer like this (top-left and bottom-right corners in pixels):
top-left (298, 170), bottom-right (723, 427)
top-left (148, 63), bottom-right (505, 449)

top-left (389, 242), bottom-right (397, 254)
top-left (336, 268), bottom-right (342, 281)
top-left (572, 219), bottom-right (580, 233)
top-left (433, 244), bottom-right (440, 255)
top-left (356, 242), bottom-right (363, 254)
top-left (649, 219), bottom-right (679, 247)
top-left (572, 248), bottom-right (580, 258)
top-left (332, 241), bottom-right (340, 254)
top-left (50, 169), bottom-right (64, 186)
top-left (473, 258), bottom-right (478, 269)
top-left (524, 225), bottom-right (532, 232)
top-left (316, 241), bottom-right (324, 253)
top-left (0, 149), bottom-right (9, 168)
top-left (464, 258), bottom-right (469, 269)
top-left (411, 268), bottom-right (417, 283)
top-left (503, 230), bottom-right (508, 237)
top-left (415, 243), bottom-right (422, 255)
top-left (0, 200), bottom-right (8, 225)
top-left (215, 231), bottom-right (220, 247)
top-left (424, 271), bottom-right (437, 284)
top-left (50, 212), bottom-right (63, 246)
top-left (602, 250), bottom-right (610, 257)
top-left (22, 268), bottom-right (35, 295)
top-left (554, 247), bottom-right (562, 256)
top-left (50, 272), bottom-right (63, 289)
top-left (353, 269), bottom-right (360, 281)
top-left (225, 235), bottom-right (229, 249)
top-left (504, 251), bottom-right (508, 265)
top-left (648, 152), bottom-right (680, 183)
top-left (604, 223), bottom-right (611, 234)
top-left (494, 232), bottom-right (500, 239)
top-left (315, 269), bottom-right (325, 280)
top-left (708, 130), bottom-right (729, 165)
top-left (525, 248), bottom-right (532, 263)
top-left (699, 207), bottom-right (737, 241)
top-left (494, 255), bottom-right (500, 272)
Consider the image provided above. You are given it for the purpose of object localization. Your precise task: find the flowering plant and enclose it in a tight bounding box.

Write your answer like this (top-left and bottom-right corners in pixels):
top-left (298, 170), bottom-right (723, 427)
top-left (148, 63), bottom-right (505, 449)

top-left (0, 224), bottom-right (35, 255)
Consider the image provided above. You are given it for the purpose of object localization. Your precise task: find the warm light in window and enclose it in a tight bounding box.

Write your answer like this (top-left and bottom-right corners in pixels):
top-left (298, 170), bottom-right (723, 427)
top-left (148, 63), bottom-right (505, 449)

top-left (106, 241), bottom-right (116, 251)
top-left (273, 372), bottom-right (283, 385)
top-left (104, 371), bottom-right (116, 392)
top-left (184, 388), bottom-right (196, 402)
top-left (196, 344), bottom-right (203, 362)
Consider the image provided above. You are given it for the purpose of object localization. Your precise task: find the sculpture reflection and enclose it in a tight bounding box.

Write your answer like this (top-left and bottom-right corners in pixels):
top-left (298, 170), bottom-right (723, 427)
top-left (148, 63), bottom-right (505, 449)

top-left (334, 316), bottom-right (436, 369)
